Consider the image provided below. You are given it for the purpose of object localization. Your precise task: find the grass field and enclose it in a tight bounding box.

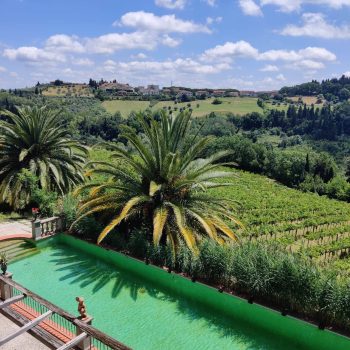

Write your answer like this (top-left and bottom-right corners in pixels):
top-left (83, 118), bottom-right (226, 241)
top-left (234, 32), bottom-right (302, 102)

top-left (210, 169), bottom-right (350, 275)
top-left (290, 96), bottom-right (323, 105)
top-left (102, 97), bottom-right (288, 118)
top-left (102, 100), bottom-right (151, 117)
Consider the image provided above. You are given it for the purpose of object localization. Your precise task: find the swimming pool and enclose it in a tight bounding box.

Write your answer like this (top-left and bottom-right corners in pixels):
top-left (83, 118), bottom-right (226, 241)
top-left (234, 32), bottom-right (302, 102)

top-left (9, 234), bottom-right (350, 350)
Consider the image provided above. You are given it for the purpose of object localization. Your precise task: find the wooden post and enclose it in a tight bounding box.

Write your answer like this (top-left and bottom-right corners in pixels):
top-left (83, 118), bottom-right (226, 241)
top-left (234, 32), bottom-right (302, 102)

top-left (32, 220), bottom-right (42, 240)
top-left (76, 316), bottom-right (93, 350)
top-left (0, 272), bottom-right (13, 301)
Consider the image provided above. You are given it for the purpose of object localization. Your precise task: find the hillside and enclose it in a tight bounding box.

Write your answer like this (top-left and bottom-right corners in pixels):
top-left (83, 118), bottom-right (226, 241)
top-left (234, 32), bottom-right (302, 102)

top-left (42, 84), bottom-right (94, 97)
top-left (102, 97), bottom-right (288, 118)
top-left (210, 169), bottom-right (350, 275)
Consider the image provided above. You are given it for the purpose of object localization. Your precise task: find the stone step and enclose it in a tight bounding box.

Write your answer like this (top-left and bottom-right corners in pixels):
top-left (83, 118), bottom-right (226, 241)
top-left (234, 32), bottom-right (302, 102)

top-left (0, 240), bottom-right (38, 262)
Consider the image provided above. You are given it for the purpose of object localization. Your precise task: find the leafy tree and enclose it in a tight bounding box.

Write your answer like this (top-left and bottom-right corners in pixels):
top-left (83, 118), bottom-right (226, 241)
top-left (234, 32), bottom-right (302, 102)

top-left (53, 79), bottom-right (64, 86)
top-left (74, 111), bottom-right (240, 255)
top-left (212, 98), bottom-right (222, 105)
top-left (0, 106), bottom-right (88, 208)
top-left (339, 88), bottom-right (350, 101)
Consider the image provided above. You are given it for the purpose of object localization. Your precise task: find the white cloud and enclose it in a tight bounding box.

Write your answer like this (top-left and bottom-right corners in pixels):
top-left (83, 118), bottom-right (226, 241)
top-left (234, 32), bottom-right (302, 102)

top-left (0, 66), bottom-right (7, 72)
top-left (155, 0), bottom-right (187, 9)
top-left (132, 53), bottom-right (148, 60)
top-left (292, 59), bottom-right (325, 69)
top-left (260, 64), bottom-right (279, 72)
top-left (280, 13), bottom-right (350, 39)
top-left (73, 58), bottom-right (94, 66)
top-left (3, 46), bottom-right (66, 63)
top-left (85, 32), bottom-right (158, 54)
top-left (298, 47), bottom-right (336, 61)
top-left (276, 73), bottom-right (286, 81)
top-left (258, 47), bottom-right (336, 62)
top-left (103, 58), bottom-right (231, 76)
top-left (45, 34), bottom-right (85, 53)
top-left (239, 0), bottom-right (263, 16)
top-left (343, 71), bottom-right (350, 77)
top-left (206, 16), bottom-right (222, 24)
top-left (204, 0), bottom-right (217, 6)
top-left (118, 11), bottom-right (211, 34)
top-left (201, 40), bottom-right (259, 61)
top-left (260, 0), bottom-right (350, 13)
top-left (161, 35), bottom-right (182, 47)
top-left (202, 41), bottom-right (335, 69)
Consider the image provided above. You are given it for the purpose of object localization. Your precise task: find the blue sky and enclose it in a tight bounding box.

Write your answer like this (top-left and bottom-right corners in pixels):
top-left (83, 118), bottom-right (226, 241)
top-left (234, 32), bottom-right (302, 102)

top-left (0, 0), bottom-right (350, 90)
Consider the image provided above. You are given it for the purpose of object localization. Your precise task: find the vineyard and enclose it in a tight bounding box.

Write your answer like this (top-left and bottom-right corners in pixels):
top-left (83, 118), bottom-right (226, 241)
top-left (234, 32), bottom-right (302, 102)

top-left (211, 170), bottom-right (350, 276)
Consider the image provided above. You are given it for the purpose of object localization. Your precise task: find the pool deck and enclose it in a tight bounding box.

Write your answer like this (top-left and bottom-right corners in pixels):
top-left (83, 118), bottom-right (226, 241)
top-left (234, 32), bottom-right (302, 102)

top-left (0, 220), bottom-right (32, 241)
top-left (0, 312), bottom-right (51, 350)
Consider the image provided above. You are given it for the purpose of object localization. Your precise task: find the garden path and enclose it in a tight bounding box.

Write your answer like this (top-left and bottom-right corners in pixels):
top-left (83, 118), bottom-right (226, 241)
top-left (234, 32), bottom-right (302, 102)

top-left (0, 220), bottom-right (32, 241)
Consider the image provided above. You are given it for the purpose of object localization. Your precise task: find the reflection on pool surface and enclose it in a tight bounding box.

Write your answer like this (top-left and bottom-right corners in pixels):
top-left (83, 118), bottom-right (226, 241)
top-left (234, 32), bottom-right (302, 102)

top-left (8, 237), bottom-right (345, 350)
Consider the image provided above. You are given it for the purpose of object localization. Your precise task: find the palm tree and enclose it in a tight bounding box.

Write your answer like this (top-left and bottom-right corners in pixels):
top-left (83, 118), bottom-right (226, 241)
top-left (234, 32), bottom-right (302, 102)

top-left (0, 105), bottom-right (88, 207)
top-left (74, 111), bottom-right (240, 254)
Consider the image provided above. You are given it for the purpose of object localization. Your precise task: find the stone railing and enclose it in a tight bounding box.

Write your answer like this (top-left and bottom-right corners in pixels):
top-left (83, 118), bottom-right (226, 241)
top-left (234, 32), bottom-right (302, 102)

top-left (31, 216), bottom-right (65, 241)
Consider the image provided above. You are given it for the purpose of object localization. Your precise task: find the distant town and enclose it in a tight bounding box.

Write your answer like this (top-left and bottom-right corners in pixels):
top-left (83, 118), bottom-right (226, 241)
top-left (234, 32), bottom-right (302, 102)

top-left (4, 79), bottom-right (279, 100)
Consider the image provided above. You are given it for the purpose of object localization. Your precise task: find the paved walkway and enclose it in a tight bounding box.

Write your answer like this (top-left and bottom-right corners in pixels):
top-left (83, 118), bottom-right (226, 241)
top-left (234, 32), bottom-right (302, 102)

top-left (0, 312), bottom-right (51, 350)
top-left (0, 219), bottom-right (32, 241)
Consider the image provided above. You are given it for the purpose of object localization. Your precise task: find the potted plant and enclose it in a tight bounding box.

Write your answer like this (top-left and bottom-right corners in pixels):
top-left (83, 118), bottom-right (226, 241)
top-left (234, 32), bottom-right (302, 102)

top-left (0, 252), bottom-right (8, 275)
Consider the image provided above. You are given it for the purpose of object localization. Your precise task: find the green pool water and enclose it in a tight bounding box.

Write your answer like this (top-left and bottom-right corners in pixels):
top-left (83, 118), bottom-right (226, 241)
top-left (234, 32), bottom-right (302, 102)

top-left (8, 237), bottom-right (349, 350)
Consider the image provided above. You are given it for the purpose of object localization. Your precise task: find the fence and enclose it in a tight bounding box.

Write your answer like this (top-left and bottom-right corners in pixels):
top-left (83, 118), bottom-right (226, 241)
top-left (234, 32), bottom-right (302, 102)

top-left (32, 216), bottom-right (65, 240)
top-left (0, 274), bottom-right (131, 350)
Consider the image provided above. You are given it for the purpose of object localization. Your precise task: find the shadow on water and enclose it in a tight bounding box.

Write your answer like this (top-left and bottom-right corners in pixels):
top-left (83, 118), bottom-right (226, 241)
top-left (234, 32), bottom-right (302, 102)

top-left (49, 246), bottom-right (165, 301)
top-left (48, 244), bottom-right (300, 350)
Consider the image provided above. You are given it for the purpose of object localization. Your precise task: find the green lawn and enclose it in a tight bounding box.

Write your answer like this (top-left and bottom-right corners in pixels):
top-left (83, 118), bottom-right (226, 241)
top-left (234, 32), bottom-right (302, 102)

top-left (102, 100), bottom-right (151, 117)
top-left (101, 97), bottom-right (288, 118)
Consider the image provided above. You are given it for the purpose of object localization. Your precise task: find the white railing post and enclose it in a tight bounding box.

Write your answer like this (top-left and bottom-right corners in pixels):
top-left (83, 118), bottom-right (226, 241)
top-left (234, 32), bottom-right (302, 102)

top-left (76, 316), bottom-right (93, 350)
top-left (32, 220), bottom-right (42, 240)
top-left (57, 216), bottom-right (64, 232)
top-left (0, 272), bottom-right (13, 301)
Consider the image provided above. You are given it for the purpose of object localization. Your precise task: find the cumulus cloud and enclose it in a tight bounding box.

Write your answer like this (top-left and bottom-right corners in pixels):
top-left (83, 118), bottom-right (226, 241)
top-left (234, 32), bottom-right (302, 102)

top-left (102, 58), bottom-right (231, 76)
top-left (45, 34), bottom-right (85, 53)
top-left (73, 58), bottom-right (94, 66)
top-left (3, 11), bottom-right (213, 64)
top-left (260, 0), bottom-right (350, 13)
top-left (0, 66), bottom-right (7, 72)
top-left (258, 47), bottom-right (336, 62)
top-left (201, 40), bottom-right (259, 61)
top-left (118, 11), bottom-right (210, 34)
top-left (154, 0), bottom-right (187, 9)
top-left (292, 60), bottom-right (325, 69)
top-left (239, 0), bottom-right (263, 16)
top-left (280, 13), bottom-right (350, 39)
top-left (201, 41), bottom-right (335, 70)
top-left (161, 35), bottom-right (182, 47)
top-left (132, 53), bottom-right (148, 60)
top-left (206, 17), bottom-right (222, 24)
top-left (343, 71), bottom-right (350, 77)
top-left (260, 64), bottom-right (279, 72)
top-left (3, 46), bottom-right (66, 63)
top-left (85, 32), bottom-right (158, 54)
top-left (204, 0), bottom-right (217, 6)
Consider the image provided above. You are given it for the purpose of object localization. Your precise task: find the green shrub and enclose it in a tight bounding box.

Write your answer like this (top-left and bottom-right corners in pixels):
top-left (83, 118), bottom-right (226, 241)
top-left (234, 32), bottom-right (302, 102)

top-left (198, 240), bottom-right (231, 284)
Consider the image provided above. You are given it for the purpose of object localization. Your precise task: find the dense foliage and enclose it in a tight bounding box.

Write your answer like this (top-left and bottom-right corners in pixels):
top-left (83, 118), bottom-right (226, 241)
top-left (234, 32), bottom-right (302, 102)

top-left (280, 75), bottom-right (350, 103)
top-left (74, 111), bottom-right (240, 253)
top-left (0, 106), bottom-right (87, 208)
